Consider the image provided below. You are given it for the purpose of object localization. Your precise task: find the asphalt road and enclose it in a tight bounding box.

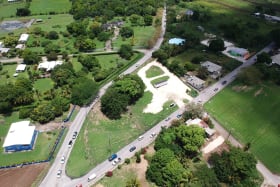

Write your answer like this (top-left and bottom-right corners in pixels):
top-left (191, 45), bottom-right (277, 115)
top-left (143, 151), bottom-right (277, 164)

top-left (39, 6), bottom-right (167, 187)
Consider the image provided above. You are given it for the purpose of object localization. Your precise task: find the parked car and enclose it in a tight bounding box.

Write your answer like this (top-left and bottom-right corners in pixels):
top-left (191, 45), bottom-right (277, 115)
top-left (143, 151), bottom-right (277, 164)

top-left (108, 153), bottom-right (118, 162)
top-left (112, 157), bottom-right (122, 166)
top-left (72, 131), bottom-right (78, 139)
top-left (60, 156), bottom-right (65, 164)
top-left (169, 103), bottom-right (175, 107)
top-left (165, 117), bottom-right (171, 121)
top-left (87, 173), bottom-right (97, 182)
top-left (150, 132), bottom-right (156, 138)
top-left (57, 170), bottom-right (62, 178)
top-left (214, 88), bottom-right (219, 92)
top-left (176, 114), bottom-right (182, 118)
top-left (129, 146), bottom-right (136, 152)
top-left (138, 135), bottom-right (144, 141)
top-left (222, 80), bottom-right (227, 85)
top-left (68, 140), bottom-right (73, 148)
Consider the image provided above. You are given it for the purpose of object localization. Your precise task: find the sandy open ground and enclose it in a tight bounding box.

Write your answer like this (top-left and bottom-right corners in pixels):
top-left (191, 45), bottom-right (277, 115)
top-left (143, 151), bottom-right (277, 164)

top-left (202, 136), bottom-right (225, 154)
top-left (138, 61), bottom-right (192, 114)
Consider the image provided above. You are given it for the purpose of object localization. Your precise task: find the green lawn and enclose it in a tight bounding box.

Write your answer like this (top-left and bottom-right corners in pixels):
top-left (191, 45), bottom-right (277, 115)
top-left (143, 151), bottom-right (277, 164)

top-left (0, 64), bottom-right (29, 85)
top-left (204, 81), bottom-right (280, 173)
top-left (29, 0), bottom-right (71, 14)
top-left (150, 75), bottom-right (169, 85)
top-left (66, 91), bottom-right (178, 178)
top-left (33, 78), bottom-right (53, 93)
top-left (145, 65), bottom-right (164, 78)
top-left (0, 2), bottom-right (26, 19)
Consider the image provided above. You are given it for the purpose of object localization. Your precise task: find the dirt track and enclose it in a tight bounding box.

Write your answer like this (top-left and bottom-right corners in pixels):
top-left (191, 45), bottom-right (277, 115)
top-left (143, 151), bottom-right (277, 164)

top-left (0, 163), bottom-right (48, 187)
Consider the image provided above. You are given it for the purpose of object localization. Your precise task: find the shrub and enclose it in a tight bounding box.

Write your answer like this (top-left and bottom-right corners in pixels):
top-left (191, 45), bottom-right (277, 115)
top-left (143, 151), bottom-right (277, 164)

top-left (141, 148), bottom-right (147, 154)
top-left (19, 107), bottom-right (33, 119)
top-left (125, 158), bottom-right (130, 164)
top-left (136, 153), bottom-right (141, 163)
top-left (106, 171), bottom-right (113, 177)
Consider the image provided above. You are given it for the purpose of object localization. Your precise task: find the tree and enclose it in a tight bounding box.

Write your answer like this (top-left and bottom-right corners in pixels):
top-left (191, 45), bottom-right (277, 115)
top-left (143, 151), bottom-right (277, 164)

top-left (44, 43), bottom-right (60, 53)
top-left (175, 125), bottom-right (205, 157)
top-left (22, 49), bottom-right (40, 65)
top-left (120, 27), bottom-right (134, 38)
top-left (16, 8), bottom-right (31, 16)
top-left (67, 20), bottom-right (88, 36)
top-left (144, 15), bottom-right (153, 26)
top-left (78, 55), bottom-right (100, 72)
top-left (4, 35), bottom-right (18, 48)
top-left (75, 37), bottom-right (96, 52)
top-left (71, 77), bottom-right (99, 106)
top-left (30, 102), bottom-right (55, 124)
top-left (192, 164), bottom-right (219, 187)
top-left (208, 38), bottom-right (225, 52)
top-left (237, 66), bottom-right (262, 85)
top-left (152, 49), bottom-right (168, 64)
top-left (119, 44), bottom-right (133, 60)
top-left (210, 147), bottom-right (259, 185)
top-left (162, 159), bottom-right (188, 186)
top-left (270, 28), bottom-right (280, 46)
top-left (197, 66), bottom-right (208, 79)
top-left (101, 88), bottom-right (130, 119)
top-left (47, 31), bottom-right (59, 40)
top-left (97, 32), bottom-right (111, 41)
top-left (256, 52), bottom-right (272, 64)
top-left (46, 51), bottom-right (58, 61)
top-left (51, 64), bottom-right (75, 86)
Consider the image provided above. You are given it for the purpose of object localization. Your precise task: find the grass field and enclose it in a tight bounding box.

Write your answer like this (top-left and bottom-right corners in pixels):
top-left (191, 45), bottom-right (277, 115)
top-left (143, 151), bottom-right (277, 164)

top-left (204, 81), bottom-right (280, 173)
top-left (66, 91), bottom-right (178, 177)
top-left (29, 0), bottom-right (71, 15)
top-left (0, 2), bottom-right (26, 19)
top-left (33, 78), bottom-right (53, 93)
top-left (145, 65), bottom-right (164, 78)
top-left (0, 64), bottom-right (29, 85)
top-left (150, 75), bottom-right (169, 85)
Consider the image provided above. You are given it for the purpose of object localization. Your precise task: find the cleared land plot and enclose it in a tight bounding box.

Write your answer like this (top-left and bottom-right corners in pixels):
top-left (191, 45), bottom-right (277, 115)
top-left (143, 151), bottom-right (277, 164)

top-left (33, 78), bottom-right (53, 93)
top-left (66, 92), bottom-right (178, 177)
top-left (204, 81), bottom-right (280, 173)
top-left (0, 64), bottom-right (28, 85)
top-left (145, 65), bottom-right (164, 78)
top-left (29, 0), bottom-right (71, 14)
top-left (0, 2), bottom-right (26, 19)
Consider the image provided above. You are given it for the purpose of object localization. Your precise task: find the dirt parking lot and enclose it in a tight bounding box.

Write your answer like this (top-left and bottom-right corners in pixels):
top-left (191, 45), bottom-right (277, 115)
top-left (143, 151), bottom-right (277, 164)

top-left (0, 163), bottom-right (48, 187)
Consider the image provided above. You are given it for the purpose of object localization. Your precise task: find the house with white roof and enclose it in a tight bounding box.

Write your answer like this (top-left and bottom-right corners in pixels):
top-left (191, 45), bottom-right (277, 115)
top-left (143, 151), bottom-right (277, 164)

top-left (15, 44), bottom-right (25, 50)
top-left (16, 64), bottom-right (26, 73)
top-left (38, 60), bottom-right (62, 71)
top-left (201, 61), bottom-right (222, 79)
top-left (272, 54), bottom-right (280, 66)
top-left (18, 34), bottom-right (29, 43)
top-left (2, 121), bottom-right (38, 152)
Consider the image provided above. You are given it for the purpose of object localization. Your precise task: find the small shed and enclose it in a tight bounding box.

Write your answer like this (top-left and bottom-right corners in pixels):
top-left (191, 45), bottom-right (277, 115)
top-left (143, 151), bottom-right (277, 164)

top-left (16, 64), bottom-right (26, 72)
top-left (168, 38), bottom-right (185, 45)
top-left (18, 34), bottom-right (29, 43)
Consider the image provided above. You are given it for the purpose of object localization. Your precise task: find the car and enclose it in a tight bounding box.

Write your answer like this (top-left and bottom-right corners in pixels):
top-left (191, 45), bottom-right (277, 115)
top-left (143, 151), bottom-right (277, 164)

top-left (72, 131), bottom-right (78, 139)
top-left (138, 135), bottom-right (144, 141)
top-left (68, 140), bottom-right (73, 148)
top-left (150, 132), bottom-right (156, 138)
top-left (129, 146), bottom-right (136, 152)
top-left (108, 153), bottom-right (117, 162)
top-left (165, 117), bottom-right (171, 121)
top-left (112, 157), bottom-right (122, 166)
top-left (60, 156), bottom-right (65, 164)
top-left (214, 88), bottom-right (219, 92)
top-left (169, 103), bottom-right (175, 107)
top-left (57, 170), bottom-right (62, 178)
top-left (222, 80), bottom-right (227, 85)
top-left (176, 114), bottom-right (182, 118)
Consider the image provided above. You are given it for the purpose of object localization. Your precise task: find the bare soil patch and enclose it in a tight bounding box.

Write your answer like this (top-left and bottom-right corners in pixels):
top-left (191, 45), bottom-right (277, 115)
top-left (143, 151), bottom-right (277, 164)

top-left (232, 85), bottom-right (252, 92)
top-left (0, 163), bottom-right (48, 187)
top-left (254, 87), bottom-right (263, 97)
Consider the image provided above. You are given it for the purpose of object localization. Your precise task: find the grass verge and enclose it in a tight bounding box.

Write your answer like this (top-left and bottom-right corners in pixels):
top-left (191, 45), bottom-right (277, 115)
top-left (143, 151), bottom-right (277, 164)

top-left (145, 65), bottom-right (164, 78)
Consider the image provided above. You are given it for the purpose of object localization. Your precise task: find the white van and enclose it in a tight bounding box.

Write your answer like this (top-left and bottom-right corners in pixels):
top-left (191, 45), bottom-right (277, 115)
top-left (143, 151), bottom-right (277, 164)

top-left (88, 173), bottom-right (97, 182)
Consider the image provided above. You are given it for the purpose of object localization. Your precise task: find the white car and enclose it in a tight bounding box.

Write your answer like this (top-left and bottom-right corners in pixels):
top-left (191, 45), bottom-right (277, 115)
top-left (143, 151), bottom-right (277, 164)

top-left (150, 132), bottom-right (156, 138)
top-left (60, 156), bottom-right (65, 164)
top-left (57, 170), bottom-right (62, 178)
top-left (112, 157), bottom-right (122, 166)
top-left (138, 135), bottom-right (144, 141)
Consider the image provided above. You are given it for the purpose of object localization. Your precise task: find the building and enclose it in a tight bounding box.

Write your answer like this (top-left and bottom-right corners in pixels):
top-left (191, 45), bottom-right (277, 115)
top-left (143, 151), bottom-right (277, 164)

top-left (272, 54), bottom-right (280, 66)
top-left (16, 64), bottom-right (26, 72)
top-left (0, 47), bottom-right (10, 54)
top-left (185, 75), bottom-right (205, 90)
top-left (101, 20), bottom-right (124, 31)
top-left (38, 60), bottom-right (62, 71)
top-left (186, 118), bottom-right (216, 137)
top-left (2, 121), bottom-right (38, 152)
top-left (168, 38), bottom-right (185, 45)
top-left (15, 44), bottom-right (25, 50)
top-left (228, 47), bottom-right (250, 59)
top-left (201, 61), bottom-right (222, 79)
top-left (0, 41), bottom-right (3, 48)
top-left (18, 34), bottom-right (29, 43)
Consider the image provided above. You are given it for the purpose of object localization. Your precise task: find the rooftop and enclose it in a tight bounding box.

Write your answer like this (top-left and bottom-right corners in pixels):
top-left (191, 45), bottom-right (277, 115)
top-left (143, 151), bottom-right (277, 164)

top-left (272, 54), bottom-right (280, 66)
top-left (18, 34), bottom-right (29, 42)
top-left (38, 60), bottom-right (62, 71)
top-left (168, 38), bottom-right (185, 45)
top-left (3, 121), bottom-right (35, 148)
top-left (201, 61), bottom-right (222, 73)
top-left (16, 64), bottom-right (26, 72)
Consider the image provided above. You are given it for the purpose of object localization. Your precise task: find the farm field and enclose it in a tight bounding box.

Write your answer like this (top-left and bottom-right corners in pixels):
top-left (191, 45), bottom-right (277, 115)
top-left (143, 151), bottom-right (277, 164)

top-left (66, 91), bottom-right (178, 177)
top-left (0, 2), bottom-right (25, 19)
top-left (204, 81), bottom-right (280, 173)
top-left (29, 0), bottom-right (71, 15)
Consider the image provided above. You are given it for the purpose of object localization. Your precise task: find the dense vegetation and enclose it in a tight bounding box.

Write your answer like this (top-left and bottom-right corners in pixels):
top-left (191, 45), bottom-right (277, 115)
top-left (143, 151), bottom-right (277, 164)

top-left (101, 74), bottom-right (145, 119)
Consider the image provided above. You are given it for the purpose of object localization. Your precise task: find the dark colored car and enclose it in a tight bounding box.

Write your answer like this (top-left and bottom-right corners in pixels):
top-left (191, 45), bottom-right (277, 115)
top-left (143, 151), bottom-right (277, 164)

top-left (214, 88), bottom-right (219, 92)
top-left (108, 154), bottom-right (117, 161)
top-left (129, 146), bottom-right (136, 152)
top-left (68, 140), bottom-right (73, 148)
top-left (222, 80), bottom-right (227, 85)
top-left (72, 131), bottom-right (78, 139)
